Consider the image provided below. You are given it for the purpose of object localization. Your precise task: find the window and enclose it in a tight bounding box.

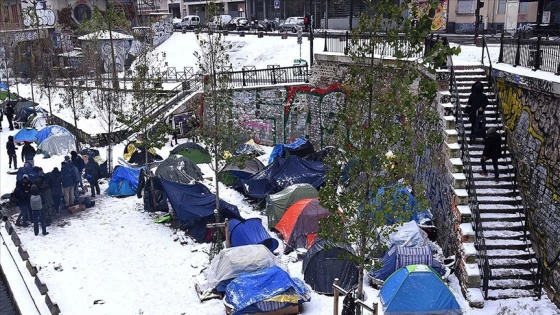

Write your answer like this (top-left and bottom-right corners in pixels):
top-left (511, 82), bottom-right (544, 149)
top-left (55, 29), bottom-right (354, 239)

top-left (497, 0), bottom-right (506, 14)
top-left (519, 2), bottom-right (528, 13)
top-left (457, 0), bottom-right (474, 14)
top-left (73, 4), bottom-right (91, 23)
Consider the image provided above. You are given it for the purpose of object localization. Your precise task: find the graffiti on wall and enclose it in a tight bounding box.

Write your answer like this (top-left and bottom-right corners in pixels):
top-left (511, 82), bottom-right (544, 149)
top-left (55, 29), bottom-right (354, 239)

top-left (151, 18), bottom-right (173, 47)
top-left (100, 40), bottom-right (130, 73)
top-left (418, 0), bottom-right (448, 31)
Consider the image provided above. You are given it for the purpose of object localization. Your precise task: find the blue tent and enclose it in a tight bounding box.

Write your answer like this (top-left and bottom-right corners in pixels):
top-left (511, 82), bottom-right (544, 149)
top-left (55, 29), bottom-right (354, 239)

top-left (380, 265), bottom-right (462, 315)
top-left (228, 218), bottom-right (279, 252)
top-left (106, 166), bottom-right (140, 197)
top-left (35, 125), bottom-right (72, 144)
top-left (14, 128), bottom-right (38, 143)
top-left (159, 178), bottom-right (243, 241)
top-left (224, 266), bottom-right (311, 315)
top-left (268, 138), bottom-right (314, 164)
top-left (241, 156), bottom-right (326, 199)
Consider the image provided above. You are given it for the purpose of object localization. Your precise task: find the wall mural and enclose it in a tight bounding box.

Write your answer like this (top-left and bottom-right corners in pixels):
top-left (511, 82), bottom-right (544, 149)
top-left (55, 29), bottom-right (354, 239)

top-left (418, 0), bottom-right (448, 31)
top-left (100, 39), bottom-right (131, 73)
top-left (151, 17), bottom-right (173, 47)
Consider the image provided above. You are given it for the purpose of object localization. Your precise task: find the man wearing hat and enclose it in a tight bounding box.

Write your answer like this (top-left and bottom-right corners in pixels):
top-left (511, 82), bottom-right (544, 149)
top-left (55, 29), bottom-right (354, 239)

top-left (480, 127), bottom-right (502, 183)
top-left (21, 141), bottom-right (36, 167)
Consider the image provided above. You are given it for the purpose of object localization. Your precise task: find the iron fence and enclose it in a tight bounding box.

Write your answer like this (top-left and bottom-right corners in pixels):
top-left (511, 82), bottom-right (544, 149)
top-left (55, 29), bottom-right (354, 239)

top-left (498, 33), bottom-right (560, 74)
top-left (322, 31), bottom-right (424, 59)
top-left (219, 64), bottom-right (309, 87)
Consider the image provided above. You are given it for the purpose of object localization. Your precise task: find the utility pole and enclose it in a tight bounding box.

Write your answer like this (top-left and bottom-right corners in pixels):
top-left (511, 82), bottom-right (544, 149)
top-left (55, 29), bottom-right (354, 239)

top-left (309, 0), bottom-right (314, 66)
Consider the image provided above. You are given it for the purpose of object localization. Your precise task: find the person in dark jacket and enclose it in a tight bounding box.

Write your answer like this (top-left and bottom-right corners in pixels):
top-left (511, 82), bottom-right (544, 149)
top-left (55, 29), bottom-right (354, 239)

top-left (61, 161), bottom-right (77, 206)
top-left (6, 135), bottom-right (17, 169)
top-left (480, 127), bottom-right (502, 182)
top-left (21, 141), bottom-right (36, 166)
top-left (466, 81), bottom-right (489, 142)
top-left (84, 156), bottom-right (101, 197)
top-left (70, 152), bottom-right (85, 197)
top-left (5, 102), bottom-right (15, 130)
top-left (47, 167), bottom-right (63, 214)
top-left (34, 177), bottom-right (53, 224)
top-left (14, 181), bottom-right (30, 226)
top-left (29, 185), bottom-right (48, 236)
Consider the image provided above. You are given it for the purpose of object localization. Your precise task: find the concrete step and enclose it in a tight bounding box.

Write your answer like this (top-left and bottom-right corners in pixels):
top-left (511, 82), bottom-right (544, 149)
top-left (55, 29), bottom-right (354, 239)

top-left (481, 220), bottom-right (526, 231)
top-left (488, 279), bottom-right (535, 290)
top-left (477, 196), bottom-right (522, 205)
top-left (490, 267), bottom-right (534, 279)
top-left (481, 212), bottom-right (525, 222)
top-left (488, 257), bottom-right (537, 269)
top-left (478, 203), bottom-right (521, 213)
top-left (475, 188), bottom-right (518, 197)
top-left (486, 249), bottom-right (535, 260)
top-left (484, 229), bottom-right (526, 239)
top-left (485, 239), bottom-right (531, 250)
top-left (486, 288), bottom-right (536, 300)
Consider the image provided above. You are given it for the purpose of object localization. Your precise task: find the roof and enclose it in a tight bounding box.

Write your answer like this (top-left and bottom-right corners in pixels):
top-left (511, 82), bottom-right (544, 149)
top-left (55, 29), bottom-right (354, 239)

top-left (78, 31), bottom-right (134, 40)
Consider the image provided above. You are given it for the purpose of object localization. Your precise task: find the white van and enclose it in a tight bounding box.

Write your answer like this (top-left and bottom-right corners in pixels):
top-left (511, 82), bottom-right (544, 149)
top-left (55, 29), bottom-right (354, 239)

top-left (181, 15), bottom-right (200, 30)
top-left (207, 15), bottom-right (232, 30)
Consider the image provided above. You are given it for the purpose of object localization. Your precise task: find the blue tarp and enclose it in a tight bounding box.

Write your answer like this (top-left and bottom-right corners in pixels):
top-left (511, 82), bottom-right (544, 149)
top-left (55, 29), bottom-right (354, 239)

top-left (229, 218), bottom-right (279, 252)
top-left (16, 166), bottom-right (38, 182)
top-left (13, 128), bottom-right (38, 142)
top-left (0, 83), bottom-right (8, 90)
top-left (159, 178), bottom-right (243, 241)
top-left (268, 138), bottom-right (314, 164)
top-left (241, 156), bottom-right (326, 199)
top-left (380, 265), bottom-right (462, 315)
top-left (224, 266), bottom-right (310, 315)
top-left (106, 166), bottom-right (140, 197)
top-left (35, 125), bottom-right (72, 144)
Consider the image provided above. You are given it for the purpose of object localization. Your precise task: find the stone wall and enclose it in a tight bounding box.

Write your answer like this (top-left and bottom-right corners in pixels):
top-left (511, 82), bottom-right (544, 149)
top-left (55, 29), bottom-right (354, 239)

top-left (493, 69), bottom-right (560, 304)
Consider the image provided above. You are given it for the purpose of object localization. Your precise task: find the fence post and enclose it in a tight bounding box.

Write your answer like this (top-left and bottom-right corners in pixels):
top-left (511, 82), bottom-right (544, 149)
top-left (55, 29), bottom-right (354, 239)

top-left (333, 278), bottom-right (339, 315)
top-left (514, 36), bottom-right (521, 67)
top-left (481, 36), bottom-right (485, 64)
top-left (498, 31), bottom-right (504, 63)
top-left (242, 67), bottom-right (246, 87)
top-left (324, 30), bottom-right (328, 52)
top-left (534, 35), bottom-right (542, 71)
top-left (345, 31), bottom-right (349, 55)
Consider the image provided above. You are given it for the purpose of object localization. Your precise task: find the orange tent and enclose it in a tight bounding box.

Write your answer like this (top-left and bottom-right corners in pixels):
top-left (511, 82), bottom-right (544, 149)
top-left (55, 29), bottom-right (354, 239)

top-left (275, 198), bottom-right (330, 253)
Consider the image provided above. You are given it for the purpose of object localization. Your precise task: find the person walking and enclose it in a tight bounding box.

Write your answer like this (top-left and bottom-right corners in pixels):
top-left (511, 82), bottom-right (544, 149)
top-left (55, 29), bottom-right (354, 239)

top-left (47, 167), bottom-right (63, 214)
top-left (35, 177), bottom-right (53, 225)
top-left (5, 102), bottom-right (15, 130)
top-left (84, 156), bottom-right (101, 198)
top-left (13, 181), bottom-right (30, 227)
top-left (29, 185), bottom-right (48, 236)
top-left (6, 135), bottom-right (18, 169)
top-left (21, 141), bottom-right (36, 167)
top-left (480, 127), bottom-right (502, 183)
top-left (61, 161), bottom-right (77, 207)
top-left (466, 81), bottom-right (489, 143)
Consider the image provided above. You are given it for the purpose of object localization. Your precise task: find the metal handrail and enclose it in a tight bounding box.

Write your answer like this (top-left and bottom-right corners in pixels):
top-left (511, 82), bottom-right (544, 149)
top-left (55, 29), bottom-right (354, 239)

top-left (443, 37), bottom-right (491, 299)
top-left (482, 33), bottom-right (542, 299)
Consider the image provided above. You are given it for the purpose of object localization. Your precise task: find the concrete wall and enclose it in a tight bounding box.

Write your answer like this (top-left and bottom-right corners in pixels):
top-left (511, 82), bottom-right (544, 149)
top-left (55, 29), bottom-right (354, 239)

top-left (493, 68), bottom-right (560, 305)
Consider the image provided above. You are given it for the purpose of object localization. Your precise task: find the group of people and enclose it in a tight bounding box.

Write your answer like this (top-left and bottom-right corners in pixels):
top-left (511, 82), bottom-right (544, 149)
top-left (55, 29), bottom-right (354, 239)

top-left (8, 141), bottom-right (102, 236)
top-left (0, 101), bottom-right (16, 131)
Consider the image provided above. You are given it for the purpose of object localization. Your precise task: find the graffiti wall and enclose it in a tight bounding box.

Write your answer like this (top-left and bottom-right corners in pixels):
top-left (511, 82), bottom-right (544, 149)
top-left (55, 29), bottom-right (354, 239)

top-left (494, 69), bottom-right (560, 300)
top-left (151, 17), bottom-right (173, 47)
top-left (418, 0), bottom-right (448, 32)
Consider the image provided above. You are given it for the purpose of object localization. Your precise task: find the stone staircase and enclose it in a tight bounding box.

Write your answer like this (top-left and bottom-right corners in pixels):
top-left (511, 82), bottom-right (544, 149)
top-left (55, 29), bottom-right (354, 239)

top-left (442, 66), bottom-right (539, 302)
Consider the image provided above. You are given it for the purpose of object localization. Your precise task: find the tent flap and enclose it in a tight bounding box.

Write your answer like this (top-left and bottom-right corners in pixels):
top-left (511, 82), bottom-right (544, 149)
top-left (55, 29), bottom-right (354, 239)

top-left (229, 218), bottom-right (279, 252)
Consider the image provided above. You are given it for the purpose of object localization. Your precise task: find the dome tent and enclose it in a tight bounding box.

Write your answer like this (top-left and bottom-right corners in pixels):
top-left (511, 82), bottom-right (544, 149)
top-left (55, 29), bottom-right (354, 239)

top-left (170, 142), bottom-right (211, 164)
top-left (155, 155), bottom-right (203, 184)
top-left (13, 128), bottom-right (38, 143)
top-left (228, 218), bottom-right (279, 252)
top-left (35, 125), bottom-right (72, 144)
top-left (37, 133), bottom-right (76, 157)
top-left (106, 166), bottom-right (140, 197)
top-left (265, 183), bottom-right (319, 229)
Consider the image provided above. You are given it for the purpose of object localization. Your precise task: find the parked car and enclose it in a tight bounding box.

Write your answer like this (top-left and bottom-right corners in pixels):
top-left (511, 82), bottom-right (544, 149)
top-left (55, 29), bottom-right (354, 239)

top-left (172, 18), bottom-right (182, 30)
top-left (208, 15), bottom-right (232, 30)
top-left (228, 17), bottom-right (250, 31)
top-left (181, 15), bottom-right (200, 30)
top-left (278, 17), bottom-right (304, 33)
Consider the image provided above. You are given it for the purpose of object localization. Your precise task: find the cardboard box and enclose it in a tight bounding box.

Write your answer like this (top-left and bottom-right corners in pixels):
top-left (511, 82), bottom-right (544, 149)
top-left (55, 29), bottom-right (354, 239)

top-left (68, 204), bottom-right (86, 214)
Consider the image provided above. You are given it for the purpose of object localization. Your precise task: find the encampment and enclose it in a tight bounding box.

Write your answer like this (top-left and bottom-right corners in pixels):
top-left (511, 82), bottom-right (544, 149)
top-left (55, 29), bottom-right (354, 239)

top-left (123, 141), bottom-right (163, 165)
top-left (275, 198), bottom-right (330, 253)
top-left (13, 128), bottom-right (38, 143)
top-left (35, 125), bottom-right (72, 144)
top-left (223, 266), bottom-right (311, 315)
top-left (302, 239), bottom-right (359, 295)
top-left (268, 138), bottom-right (315, 163)
top-left (106, 166), bottom-right (140, 197)
top-left (265, 183), bottom-right (319, 229)
top-left (159, 179), bottom-right (243, 241)
top-left (155, 155), bottom-right (203, 184)
top-left (170, 142), bottom-right (211, 164)
top-left (218, 157), bottom-right (265, 187)
top-left (37, 133), bottom-right (76, 157)
top-left (380, 265), bottom-right (462, 315)
top-left (228, 218), bottom-right (279, 252)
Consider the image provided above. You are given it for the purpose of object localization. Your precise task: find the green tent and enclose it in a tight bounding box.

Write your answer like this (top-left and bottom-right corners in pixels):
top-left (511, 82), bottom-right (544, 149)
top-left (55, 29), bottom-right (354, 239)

top-left (170, 142), bottom-right (211, 164)
top-left (0, 90), bottom-right (19, 101)
top-left (265, 183), bottom-right (319, 229)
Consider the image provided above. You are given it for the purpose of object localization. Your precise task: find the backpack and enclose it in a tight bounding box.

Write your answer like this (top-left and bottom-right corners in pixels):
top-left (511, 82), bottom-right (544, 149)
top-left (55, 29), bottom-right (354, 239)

top-left (30, 194), bottom-right (43, 211)
top-left (473, 113), bottom-right (486, 138)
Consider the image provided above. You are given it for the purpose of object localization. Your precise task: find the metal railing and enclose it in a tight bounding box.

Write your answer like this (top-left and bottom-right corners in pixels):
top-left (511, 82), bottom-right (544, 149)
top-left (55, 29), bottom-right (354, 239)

top-left (332, 278), bottom-right (377, 315)
top-left (498, 32), bottom-right (560, 74)
top-left (483, 33), bottom-right (543, 299)
top-left (219, 64), bottom-right (309, 87)
top-left (322, 31), bottom-right (424, 58)
top-left (444, 36), bottom-right (491, 299)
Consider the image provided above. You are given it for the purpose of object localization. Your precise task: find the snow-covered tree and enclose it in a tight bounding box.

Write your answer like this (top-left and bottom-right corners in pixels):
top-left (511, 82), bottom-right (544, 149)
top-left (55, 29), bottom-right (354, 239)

top-left (318, 0), bottom-right (458, 299)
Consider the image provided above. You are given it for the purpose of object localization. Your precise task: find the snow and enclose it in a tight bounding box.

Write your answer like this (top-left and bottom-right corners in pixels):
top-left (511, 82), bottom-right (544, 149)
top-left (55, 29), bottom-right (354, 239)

top-left (1, 33), bottom-right (560, 315)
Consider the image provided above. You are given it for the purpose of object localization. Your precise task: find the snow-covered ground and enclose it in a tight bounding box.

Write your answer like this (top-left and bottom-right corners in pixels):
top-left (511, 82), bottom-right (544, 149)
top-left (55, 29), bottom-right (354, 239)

top-left (1, 33), bottom-right (560, 315)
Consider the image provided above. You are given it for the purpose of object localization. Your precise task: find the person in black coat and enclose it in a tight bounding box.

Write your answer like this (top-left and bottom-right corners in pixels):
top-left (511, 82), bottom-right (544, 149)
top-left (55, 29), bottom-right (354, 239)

top-left (480, 127), bottom-right (502, 182)
top-left (466, 81), bottom-right (489, 142)
top-left (47, 167), bottom-right (63, 214)
top-left (5, 102), bottom-right (15, 130)
top-left (84, 156), bottom-right (101, 197)
top-left (21, 141), bottom-right (36, 166)
top-left (6, 135), bottom-right (17, 169)
top-left (14, 181), bottom-right (30, 226)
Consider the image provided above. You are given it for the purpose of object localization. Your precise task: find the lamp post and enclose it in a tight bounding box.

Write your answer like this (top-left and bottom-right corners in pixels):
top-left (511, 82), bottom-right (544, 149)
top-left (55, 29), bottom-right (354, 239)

top-left (239, 6), bottom-right (244, 17)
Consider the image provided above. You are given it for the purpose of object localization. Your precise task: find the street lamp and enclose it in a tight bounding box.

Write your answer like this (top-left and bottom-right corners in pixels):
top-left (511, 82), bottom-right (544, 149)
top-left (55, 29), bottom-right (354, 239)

top-left (239, 7), bottom-right (244, 18)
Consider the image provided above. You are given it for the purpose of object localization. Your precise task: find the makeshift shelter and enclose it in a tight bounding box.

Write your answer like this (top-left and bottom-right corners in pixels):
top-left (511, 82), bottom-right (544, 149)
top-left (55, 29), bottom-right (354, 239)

top-left (201, 244), bottom-right (280, 293)
top-left (218, 157), bottom-right (265, 187)
top-left (380, 265), bottom-right (462, 315)
top-left (228, 218), bottom-right (279, 252)
top-left (265, 183), bottom-right (319, 229)
top-left (14, 106), bottom-right (45, 124)
top-left (368, 244), bottom-right (448, 283)
top-left (170, 142), bottom-right (211, 164)
top-left (13, 128), bottom-right (38, 143)
top-left (275, 198), bottom-right (330, 253)
top-left (241, 156), bottom-right (326, 199)
top-left (268, 138), bottom-right (315, 163)
top-left (123, 141), bottom-right (163, 165)
top-left (137, 169), bottom-right (169, 212)
top-left (106, 166), bottom-right (140, 197)
top-left (35, 125), bottom-right (72, 144)
top-left (224, 266), bottom-right (311, 315)
top-left (155, 155), bottom-right (203, 184)
top-left (159, 179), bottom-right (243, 241)
top-left (235, 139), bottom-right (265, 155)
top-left (304, 146), bottom-right (336, 162)
top-left (27, 115), bottom-right (47, 130)
top-left (37, 133), bottom-right (76, 157)
top-left (302, 239), bottom-right (359, 295)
